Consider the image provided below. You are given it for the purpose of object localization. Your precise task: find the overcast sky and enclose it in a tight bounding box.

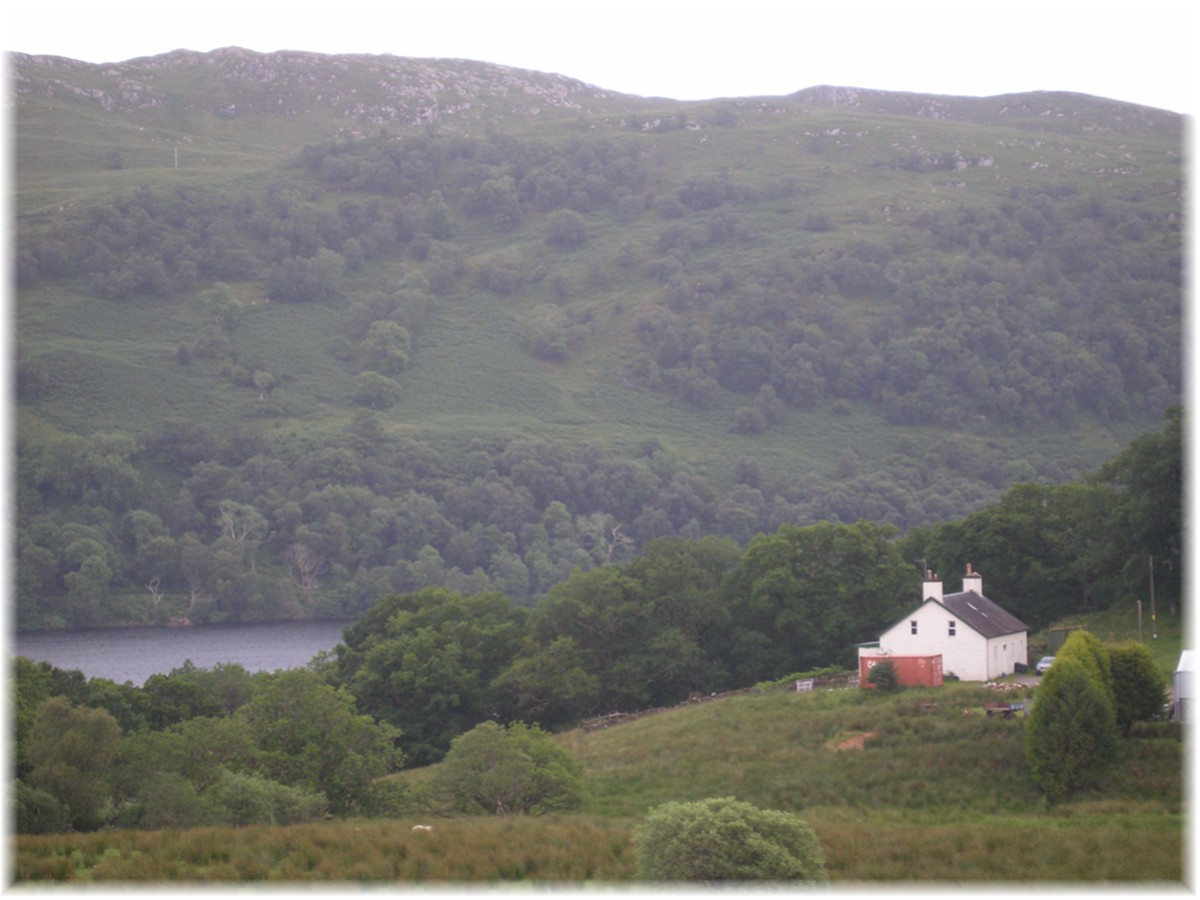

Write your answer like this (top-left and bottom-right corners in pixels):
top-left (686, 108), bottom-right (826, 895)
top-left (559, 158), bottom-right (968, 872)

top-left (7, 1), bottom-right (1197, 114)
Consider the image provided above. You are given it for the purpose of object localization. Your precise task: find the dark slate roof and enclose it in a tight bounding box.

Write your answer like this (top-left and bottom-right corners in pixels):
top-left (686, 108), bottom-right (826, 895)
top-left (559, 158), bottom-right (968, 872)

top-left (941, 590), bottom-right (1028, 639)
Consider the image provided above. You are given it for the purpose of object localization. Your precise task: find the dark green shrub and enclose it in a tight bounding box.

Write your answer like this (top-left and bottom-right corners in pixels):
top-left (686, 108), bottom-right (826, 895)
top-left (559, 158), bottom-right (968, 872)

top-left (1025, 657), bottom-right (1120, 801)
top-left (866, 660), bottom-right (901, 692)
top-left (14, 780), bottom-right (70, 834)
top-left (119, 771), bottom-right (216, 830)
top-left (1108, 641), bottom-right (1167, 734)
top-left (544, 210), bottom-right (587, 248)
top-left (633, 796), bottom-right (828, 883)
top-left (207, 769), bottom-right (328, 826)
top-left (803, 212), bottom-right (834, 232)
top-left (1055, 629), bottom-right (1114, 702)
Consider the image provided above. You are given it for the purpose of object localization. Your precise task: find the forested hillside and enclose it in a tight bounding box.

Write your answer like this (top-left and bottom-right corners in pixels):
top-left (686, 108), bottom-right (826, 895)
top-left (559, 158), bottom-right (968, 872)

top-left (12, 50), bottom-right (1184, 630)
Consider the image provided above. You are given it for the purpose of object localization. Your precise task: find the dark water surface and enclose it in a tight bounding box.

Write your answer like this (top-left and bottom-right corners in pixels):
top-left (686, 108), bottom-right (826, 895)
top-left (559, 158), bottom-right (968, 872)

top-left (12, 620), bottom-right (352, 685)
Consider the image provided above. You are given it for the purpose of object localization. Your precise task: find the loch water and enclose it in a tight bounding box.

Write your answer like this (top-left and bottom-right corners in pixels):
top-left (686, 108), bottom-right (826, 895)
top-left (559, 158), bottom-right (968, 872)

top-left (12, 619), bottom-right (352, 685)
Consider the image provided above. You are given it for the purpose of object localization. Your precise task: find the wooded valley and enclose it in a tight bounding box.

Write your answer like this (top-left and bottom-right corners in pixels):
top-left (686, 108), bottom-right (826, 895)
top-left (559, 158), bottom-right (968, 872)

top-left (13, 51), bottom-right (1183, 632)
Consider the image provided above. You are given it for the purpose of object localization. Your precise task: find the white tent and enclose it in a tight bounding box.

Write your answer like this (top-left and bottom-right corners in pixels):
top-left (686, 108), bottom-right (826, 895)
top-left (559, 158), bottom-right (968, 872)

top-left (1172, 651), bottom-right (1194, 724)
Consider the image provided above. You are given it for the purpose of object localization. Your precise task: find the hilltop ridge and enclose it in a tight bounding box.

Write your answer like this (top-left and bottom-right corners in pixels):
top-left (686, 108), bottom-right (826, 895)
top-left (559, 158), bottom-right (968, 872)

top-left (11, 47), bottom-right (656, 132)
top-left (14, 48), bottom-right (1183, 137)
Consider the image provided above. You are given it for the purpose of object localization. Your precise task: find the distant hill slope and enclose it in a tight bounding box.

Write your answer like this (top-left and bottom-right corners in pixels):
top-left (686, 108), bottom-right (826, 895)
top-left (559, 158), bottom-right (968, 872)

top-left (789, 84), bottom-right (1180, 133)
top-left (12, 49), bottom-right (1184, 628)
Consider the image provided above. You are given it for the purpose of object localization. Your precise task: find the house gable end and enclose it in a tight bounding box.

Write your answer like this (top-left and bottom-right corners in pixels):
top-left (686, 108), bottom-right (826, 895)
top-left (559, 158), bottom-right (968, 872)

top-left (879, 598), bottom-right (948, 642)
top-left (880, 597), bottom-right (997, 644)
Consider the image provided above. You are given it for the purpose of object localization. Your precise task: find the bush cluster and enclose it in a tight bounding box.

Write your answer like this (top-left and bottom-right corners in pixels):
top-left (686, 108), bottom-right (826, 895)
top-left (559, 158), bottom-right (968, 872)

top-left (1025, 631), bottom-right (1165, 801)
top-left (633, 797), bottom-right (828, 883)
top-left (13, 663), bottom-right (401, 833)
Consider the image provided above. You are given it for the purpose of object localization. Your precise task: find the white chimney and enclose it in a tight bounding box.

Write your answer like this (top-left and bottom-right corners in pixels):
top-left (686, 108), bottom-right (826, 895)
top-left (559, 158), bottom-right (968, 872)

top-left (923, 570), bottom-right (943, 602)
top-left (963, 562), bottom-right (983, 596)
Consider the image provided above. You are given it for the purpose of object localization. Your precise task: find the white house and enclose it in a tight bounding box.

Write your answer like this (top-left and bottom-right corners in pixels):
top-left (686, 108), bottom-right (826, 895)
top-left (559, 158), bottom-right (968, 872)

top-left (863, 564), bottom-right (1029, 682)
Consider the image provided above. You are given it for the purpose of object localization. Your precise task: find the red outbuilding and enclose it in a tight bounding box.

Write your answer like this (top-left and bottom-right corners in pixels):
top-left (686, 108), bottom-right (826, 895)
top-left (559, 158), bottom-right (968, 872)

top-left (859, 654), bottom-right (943, 688)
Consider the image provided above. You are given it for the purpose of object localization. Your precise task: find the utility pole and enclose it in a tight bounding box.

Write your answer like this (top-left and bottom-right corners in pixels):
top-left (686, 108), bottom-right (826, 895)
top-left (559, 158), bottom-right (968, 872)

top-left (1149, 555), bottom-right (1157, 639)
top-left (1137, 597), bottom-right (1143, 643)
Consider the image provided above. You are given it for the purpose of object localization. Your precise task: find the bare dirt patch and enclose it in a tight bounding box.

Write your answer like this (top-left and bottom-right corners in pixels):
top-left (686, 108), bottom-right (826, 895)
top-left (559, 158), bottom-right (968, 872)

top-left (834, 732), bottom-right (876, 751)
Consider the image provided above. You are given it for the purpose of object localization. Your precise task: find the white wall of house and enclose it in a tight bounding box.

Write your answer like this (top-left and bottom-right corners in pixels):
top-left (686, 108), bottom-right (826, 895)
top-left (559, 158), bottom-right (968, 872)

top-left (875, 599), bottom-right (1025, 682)
top-left (987, 631), bottom-right (1027, 681)
top-left (878, 600), bottom-right (984, 680)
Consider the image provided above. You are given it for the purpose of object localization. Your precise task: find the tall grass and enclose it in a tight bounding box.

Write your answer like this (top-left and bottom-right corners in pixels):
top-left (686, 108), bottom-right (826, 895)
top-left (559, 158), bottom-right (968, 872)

top-left (13, 810), bottom-right (1183, 884)
top-left (13, 817), bottom-right (637, 883)
top-left (814, 810), bottom-right (1183, 882)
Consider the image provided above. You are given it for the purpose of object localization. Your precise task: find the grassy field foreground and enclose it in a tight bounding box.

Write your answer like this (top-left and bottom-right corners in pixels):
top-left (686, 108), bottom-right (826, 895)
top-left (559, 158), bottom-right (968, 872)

top-left (10, 810), bottom-right (1184, 883)
top-left (10, 682), bottom-right (1186, 884)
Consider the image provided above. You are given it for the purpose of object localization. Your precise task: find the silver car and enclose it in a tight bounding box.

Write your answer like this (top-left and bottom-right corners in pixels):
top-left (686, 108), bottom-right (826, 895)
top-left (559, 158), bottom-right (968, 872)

top-left (1036, 656), bottom-right (1055, 675)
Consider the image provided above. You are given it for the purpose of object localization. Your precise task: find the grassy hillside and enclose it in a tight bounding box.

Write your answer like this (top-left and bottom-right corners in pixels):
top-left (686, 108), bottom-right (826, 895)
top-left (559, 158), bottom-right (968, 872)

top-left (1031, 603), bottom-right (1185, 679)
top-left (15, 50), bottom-right (1181, 453)
top-left (559, 680), bottom-right (1180, 817)
top-left (13, 681), bottom-right (1183, 883)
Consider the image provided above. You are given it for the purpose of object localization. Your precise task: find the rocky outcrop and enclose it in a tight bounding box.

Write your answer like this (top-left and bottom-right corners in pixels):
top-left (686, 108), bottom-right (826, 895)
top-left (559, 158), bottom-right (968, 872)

top-left (11, 47), bottom-right (657, 131)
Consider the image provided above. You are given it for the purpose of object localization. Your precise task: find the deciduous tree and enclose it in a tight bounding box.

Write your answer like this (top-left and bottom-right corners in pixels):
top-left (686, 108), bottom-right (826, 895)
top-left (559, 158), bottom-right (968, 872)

top-left (490, 636), bottom-right (600, 727)
top-left (359, 320), bottom-right (412, 374)
top-left (237, 668), bottom-right (401, 814)
top-left (26, 697), bottom-right (122, 830)
top-left (353, 371), bottom-right (403, 408)
top-left (335, 589), bottom-right (527, 765)
top-left (431, 720), bottom-right (583, 815)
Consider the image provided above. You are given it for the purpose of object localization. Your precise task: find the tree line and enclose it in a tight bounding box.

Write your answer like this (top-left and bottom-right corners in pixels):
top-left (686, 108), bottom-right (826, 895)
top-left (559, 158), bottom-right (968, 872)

top-left (14, 661), bottom-right (402, 833)
top-left (12, 408), bottom-right (1179, 831)
top-left (14, 393), bottom-right (1178, 637)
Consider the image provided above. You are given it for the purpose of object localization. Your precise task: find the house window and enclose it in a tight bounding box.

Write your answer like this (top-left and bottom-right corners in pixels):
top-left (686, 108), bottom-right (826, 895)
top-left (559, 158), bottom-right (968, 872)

top-left (910, 620), bottom-right (918, 635)
top-left (948, 620), bottom-right (956, 637)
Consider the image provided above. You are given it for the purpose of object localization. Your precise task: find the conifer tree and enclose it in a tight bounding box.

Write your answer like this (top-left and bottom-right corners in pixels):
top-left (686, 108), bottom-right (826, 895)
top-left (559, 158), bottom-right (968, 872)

top-left (1108, 641), bottom-right (1167, 734)
top-left (1025, 657), bottom-right (1120, 801)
